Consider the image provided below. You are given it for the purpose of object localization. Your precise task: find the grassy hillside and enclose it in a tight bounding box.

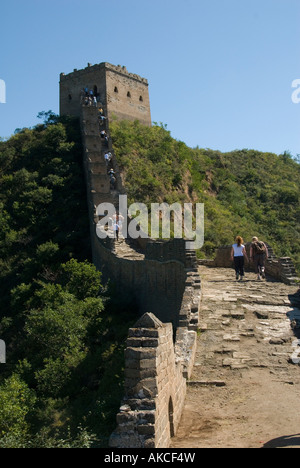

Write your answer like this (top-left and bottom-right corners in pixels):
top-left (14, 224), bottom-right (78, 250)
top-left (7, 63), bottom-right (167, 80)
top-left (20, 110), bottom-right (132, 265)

top-left (0, 113), bottom-right (136, 447)
top-left (110, 119), bottom-right (300, 271)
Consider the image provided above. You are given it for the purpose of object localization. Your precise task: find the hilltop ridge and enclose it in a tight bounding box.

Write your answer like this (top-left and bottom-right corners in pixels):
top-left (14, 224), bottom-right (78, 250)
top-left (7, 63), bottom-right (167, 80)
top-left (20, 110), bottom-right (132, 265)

top-left (109, 119), bottom-right (300, 272)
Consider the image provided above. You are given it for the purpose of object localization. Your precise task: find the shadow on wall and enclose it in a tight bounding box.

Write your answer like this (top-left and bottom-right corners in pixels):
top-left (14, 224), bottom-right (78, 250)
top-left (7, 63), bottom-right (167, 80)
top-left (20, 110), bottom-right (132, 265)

top-left (262, 433), bottom-right (300, 448)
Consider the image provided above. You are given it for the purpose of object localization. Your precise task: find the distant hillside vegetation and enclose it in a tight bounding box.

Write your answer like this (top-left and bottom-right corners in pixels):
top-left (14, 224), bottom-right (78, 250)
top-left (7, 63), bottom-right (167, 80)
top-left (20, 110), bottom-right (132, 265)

top-left (109, 119), bottom-right (300, 272)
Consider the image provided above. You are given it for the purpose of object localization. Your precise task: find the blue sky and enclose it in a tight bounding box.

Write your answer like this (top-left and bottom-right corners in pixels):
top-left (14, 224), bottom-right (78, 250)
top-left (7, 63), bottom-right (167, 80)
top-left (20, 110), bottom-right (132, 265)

top-left (0, 0), bottom-right (299, 156)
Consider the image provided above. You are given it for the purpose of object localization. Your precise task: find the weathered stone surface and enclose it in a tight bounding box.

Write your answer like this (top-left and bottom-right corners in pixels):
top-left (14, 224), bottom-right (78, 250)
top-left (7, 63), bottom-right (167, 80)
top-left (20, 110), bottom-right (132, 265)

top-left (111, 304), bottom-right (196, 448)
top-left (60, 62), bottom-right (151, 126)
top-left (134, 313), bottom-right (163, 329)
top-left (171, 267), bottom-right (300, 449)
top-left (223, 334), bottom-right (241, 342)
top-left (183, 266), bottom-right (300, 408)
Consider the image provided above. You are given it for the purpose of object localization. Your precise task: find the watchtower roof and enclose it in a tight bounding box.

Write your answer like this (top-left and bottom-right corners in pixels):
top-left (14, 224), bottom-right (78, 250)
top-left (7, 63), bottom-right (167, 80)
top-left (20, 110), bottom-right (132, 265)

top-left (60, 62), bottom-right (148, 85)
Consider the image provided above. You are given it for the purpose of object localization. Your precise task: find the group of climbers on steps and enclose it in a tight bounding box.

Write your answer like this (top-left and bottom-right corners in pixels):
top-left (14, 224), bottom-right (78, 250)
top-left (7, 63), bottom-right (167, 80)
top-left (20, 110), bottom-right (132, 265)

top-left (81, 90), bottom-right (123, 241)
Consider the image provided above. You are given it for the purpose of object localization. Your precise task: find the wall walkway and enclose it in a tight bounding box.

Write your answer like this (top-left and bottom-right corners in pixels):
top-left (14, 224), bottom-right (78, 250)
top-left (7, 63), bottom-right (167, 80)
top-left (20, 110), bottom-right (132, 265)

top-left (171, 266), bottom-right (300, 448)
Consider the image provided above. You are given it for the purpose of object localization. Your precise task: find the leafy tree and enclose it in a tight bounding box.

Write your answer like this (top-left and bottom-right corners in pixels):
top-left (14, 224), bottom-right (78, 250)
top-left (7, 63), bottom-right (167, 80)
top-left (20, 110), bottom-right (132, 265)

top-left (60, 259), bottom-right (103, 300)
top-left (0, 374), bottom-right (36, 440)
top-left (0, 114), bottom-right (133, 447)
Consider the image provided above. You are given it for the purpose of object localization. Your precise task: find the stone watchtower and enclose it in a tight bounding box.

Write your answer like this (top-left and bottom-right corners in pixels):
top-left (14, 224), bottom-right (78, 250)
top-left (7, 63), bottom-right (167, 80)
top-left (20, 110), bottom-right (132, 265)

top-left (59, 62), bottom-right (151, 126)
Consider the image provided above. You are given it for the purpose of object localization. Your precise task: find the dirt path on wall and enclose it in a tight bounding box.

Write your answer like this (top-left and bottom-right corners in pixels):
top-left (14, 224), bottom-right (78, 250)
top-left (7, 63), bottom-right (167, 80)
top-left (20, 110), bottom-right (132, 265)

top-left (171, 266), bottom-right (300, 449)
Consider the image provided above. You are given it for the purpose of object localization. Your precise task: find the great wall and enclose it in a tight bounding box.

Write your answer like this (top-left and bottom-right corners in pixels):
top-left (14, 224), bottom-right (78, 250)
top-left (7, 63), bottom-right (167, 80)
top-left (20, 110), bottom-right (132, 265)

top-left (60, 62), bottom-right (300, 448)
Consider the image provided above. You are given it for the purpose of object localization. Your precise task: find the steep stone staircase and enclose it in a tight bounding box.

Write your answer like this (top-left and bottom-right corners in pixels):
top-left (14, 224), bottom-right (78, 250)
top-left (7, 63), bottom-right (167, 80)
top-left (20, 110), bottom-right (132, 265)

top-left (80, 104), bottom-right (144, 261)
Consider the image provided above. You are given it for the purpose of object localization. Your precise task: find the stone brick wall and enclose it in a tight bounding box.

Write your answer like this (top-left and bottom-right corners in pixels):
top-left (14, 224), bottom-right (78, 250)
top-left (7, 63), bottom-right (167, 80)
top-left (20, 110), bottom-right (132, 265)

top-left (145, 239), bottom-right (187, 264)
top-left (60, 64), bottom-right (106, 118)
top-left (109, 313), bottom-right (193, 449)
top-left (105, 65), bottom-right (151, 126)
top-left (109, 251), bottom-right (200, 448)
top-left (91, 236), bottom-right (188, 326)
top-left (60, 62), bottom-right (151, 126)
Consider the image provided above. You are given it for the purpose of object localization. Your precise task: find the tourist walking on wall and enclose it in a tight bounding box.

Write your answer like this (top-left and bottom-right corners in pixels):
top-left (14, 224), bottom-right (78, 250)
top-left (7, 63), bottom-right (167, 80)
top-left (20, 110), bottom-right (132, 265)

top-left (100, 130), bottom-right (109, 145)
top-left (250, 236), bottom-right (268, 280)
top-left (116, 213), bottom-right (124, 236)
top-left (231, 236), bottom-right (249, 281)
top-left (80, 89), bottom-right (85, 102)
top-left (104, 152), bottom-right (112, 166)
top-left (108, 168), bottom-right (116, 190)
top-left (113, 221), bottom-right (120, 241)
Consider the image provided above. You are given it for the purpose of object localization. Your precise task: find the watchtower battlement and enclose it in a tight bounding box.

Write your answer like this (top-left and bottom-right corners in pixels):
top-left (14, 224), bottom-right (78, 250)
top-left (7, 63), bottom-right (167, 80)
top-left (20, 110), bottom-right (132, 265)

top-left (60, 62), bottom-right (151, 126)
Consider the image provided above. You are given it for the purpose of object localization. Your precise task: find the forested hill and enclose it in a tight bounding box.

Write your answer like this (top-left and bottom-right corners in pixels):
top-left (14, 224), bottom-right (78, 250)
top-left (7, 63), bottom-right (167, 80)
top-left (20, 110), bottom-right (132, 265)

top-left (0, 113), bottom-right (136, 447)
top-left (109, 119), bottom-right (300, 272)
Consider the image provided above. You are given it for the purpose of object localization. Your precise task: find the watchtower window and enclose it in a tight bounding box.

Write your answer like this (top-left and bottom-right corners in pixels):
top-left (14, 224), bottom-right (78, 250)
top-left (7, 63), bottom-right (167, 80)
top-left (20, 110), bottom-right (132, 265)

top-left (127, 91), bottom-right (131, 98)
top-left (139, 95), bottom-right (143, 102)
top-left (114, 87), bottom-right (118, 93)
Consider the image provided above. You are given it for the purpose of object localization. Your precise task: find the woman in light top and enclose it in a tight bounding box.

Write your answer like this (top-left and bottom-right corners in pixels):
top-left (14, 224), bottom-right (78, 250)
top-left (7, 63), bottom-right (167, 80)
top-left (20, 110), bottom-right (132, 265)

top-left (231, 236), bottom-right (249, 281)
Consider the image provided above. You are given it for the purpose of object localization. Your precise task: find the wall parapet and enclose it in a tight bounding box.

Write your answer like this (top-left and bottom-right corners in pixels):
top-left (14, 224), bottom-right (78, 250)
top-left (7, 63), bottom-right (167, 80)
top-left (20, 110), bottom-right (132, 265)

top-left (60, 62), bottom-right (148, 85)
top-left (109, 249), bottom-right (201, 448)
top-left (145, 239), bottom-right (186, 264)
top-left (109, 313), bottom-right (195, 449)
